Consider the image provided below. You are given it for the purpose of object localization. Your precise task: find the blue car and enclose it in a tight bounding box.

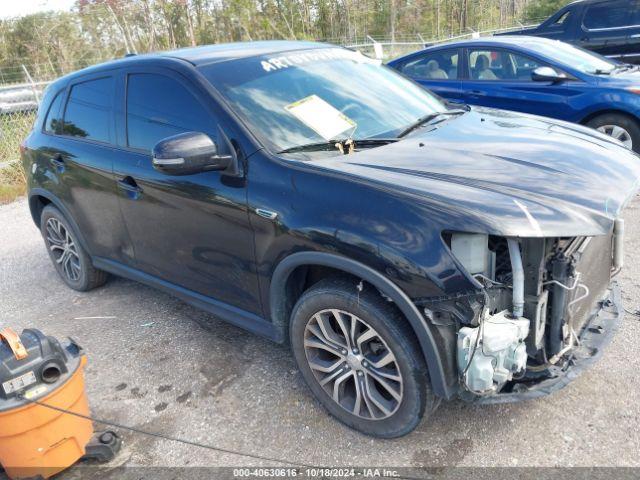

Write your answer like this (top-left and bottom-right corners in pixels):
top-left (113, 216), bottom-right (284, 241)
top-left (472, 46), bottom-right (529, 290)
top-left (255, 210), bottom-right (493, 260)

top-left (388, 36), bottom-right (640, 152)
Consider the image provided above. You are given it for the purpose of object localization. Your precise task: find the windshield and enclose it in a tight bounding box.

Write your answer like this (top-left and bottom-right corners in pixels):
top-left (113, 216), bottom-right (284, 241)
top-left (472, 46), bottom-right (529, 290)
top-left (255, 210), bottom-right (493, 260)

top-left (526, 41), bottom-right (617, 74)
top-left (198, 48), bottom-right (449, 153)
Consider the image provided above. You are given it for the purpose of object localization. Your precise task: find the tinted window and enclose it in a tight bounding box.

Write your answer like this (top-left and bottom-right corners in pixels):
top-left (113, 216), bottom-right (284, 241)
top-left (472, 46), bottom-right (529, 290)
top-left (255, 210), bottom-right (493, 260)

top-left (44, 91), bottom-right (63, 134)
top-left (584, 0), bottom-right (640, 29)
top-left (401, 49), bottom-right (458, 80)
top-left (63, 77), bottom-right (113, 143)
top-left (468, 49), bottom-right (547, 81)
top-left (126, 73), bottom-right (215, 152)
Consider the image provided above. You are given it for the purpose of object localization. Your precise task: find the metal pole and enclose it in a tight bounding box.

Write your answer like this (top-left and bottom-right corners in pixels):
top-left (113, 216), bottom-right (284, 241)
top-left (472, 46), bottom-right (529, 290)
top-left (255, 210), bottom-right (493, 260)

top-left (21, 65), bottom-right (40, 104)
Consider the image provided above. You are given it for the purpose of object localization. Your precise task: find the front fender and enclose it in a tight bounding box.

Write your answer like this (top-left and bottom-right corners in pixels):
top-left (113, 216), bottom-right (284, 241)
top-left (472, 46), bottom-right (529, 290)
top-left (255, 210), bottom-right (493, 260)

top-left (575, 91), bottom-right (640, 125)
top-left (270, 251), bottom-right (456, 399)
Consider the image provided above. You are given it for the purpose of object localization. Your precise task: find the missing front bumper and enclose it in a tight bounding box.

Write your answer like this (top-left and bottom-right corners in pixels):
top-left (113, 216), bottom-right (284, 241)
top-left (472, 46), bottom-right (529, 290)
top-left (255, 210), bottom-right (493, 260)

top-left (466, 280), bottom-right (622, 404)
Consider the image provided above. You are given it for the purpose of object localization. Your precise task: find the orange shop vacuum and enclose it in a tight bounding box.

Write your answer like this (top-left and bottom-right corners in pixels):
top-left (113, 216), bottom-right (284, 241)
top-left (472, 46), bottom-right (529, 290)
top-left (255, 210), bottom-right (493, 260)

top-left (0, 328), bottom-right (121, 479)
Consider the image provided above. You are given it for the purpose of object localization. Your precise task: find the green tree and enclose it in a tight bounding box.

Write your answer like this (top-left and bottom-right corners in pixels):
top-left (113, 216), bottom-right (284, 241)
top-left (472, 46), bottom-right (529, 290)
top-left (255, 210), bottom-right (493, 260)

top-left (0, 0), bottom-right (573, 84)
top-left (525, 0), bottom-right (571, 22)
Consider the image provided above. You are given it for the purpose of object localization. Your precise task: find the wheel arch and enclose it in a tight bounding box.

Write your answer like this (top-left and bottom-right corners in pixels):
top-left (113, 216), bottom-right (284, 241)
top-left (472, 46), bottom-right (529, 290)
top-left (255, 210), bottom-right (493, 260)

top-left (28, 188), bottom-right (91, 254)
top-left (28, 192), bottom-right (51, 228)
top-left (579, 108), bottom-right (640, 127)
top-left (269, 251), bottom-right (453, 398)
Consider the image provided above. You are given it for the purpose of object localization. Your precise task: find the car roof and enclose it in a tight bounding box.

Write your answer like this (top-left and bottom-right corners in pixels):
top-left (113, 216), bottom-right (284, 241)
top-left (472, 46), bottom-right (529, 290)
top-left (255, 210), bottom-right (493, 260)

top-left (158, 40), bottom-right (332, 65)
top-left (385, 35), bottom-right (583, 67)
top-left (551, 0), bottom-right (607, 5)
top-left (427, 35), bottom-right (568, 50)
top-left (51, 40), bottom-right (334, 86)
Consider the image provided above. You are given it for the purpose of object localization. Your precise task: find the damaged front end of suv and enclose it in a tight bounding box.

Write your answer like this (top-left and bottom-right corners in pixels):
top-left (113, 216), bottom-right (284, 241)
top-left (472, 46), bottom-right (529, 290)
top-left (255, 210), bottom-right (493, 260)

top-left (304, 106), bottom-right (640, 407)
top-left (430, 226), bottom-right (625, 402)
top-left (301, 106), bottom-right (640, 407)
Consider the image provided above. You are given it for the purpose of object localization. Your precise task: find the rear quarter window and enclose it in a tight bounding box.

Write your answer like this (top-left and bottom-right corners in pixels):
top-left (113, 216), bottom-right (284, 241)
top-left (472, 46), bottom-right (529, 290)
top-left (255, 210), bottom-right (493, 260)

top-left (43, 90), bottom-right (64, 134)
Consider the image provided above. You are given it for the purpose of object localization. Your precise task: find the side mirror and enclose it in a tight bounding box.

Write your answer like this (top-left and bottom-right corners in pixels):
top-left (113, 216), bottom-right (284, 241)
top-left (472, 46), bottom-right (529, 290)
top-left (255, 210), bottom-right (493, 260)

top-left (152, 131), bottom-right (234, 176)
top-left (531, 66), bottom-right (566, 83)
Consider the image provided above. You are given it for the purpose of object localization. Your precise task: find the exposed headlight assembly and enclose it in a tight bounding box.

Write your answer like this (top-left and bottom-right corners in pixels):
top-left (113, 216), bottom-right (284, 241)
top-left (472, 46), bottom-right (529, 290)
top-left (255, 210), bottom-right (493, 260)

top-left (448, 233), bottom-right (531, 395)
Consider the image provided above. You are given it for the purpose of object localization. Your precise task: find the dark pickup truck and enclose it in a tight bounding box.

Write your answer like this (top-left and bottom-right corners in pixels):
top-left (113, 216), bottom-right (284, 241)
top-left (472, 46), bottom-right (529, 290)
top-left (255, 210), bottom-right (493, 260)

top-left (500, 0), bottom-right (640, 64)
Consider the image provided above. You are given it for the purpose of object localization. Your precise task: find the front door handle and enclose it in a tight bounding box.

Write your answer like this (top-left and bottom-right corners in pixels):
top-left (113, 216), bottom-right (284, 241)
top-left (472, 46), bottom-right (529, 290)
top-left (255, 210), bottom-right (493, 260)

top-left (469, 90), bottom-right (486, 97)
top-left (117, 176), bottom-right (143, 199)
top-left (255, 208), bottom-right (278, 220)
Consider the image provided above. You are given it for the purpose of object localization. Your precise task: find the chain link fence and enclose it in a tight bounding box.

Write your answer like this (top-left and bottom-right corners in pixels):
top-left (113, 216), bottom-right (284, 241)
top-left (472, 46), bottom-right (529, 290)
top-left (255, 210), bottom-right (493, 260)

top-left (0, 80), bottom-right (45, 202)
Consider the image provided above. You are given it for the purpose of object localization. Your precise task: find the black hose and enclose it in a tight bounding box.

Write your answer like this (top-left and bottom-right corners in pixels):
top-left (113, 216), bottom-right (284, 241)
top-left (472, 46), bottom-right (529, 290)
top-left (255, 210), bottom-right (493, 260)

top-left (548, 256), bottom-right (569, 356)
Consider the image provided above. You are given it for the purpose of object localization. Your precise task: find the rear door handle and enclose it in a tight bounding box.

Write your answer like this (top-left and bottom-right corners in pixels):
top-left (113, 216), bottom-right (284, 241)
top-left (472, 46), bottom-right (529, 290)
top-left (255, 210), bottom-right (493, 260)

top-left (117, 176), bottom-right (143, 199)
top-left (469, 90), bottom-right (486, 97)
top-left (49, 153), bottom-right (65, 170)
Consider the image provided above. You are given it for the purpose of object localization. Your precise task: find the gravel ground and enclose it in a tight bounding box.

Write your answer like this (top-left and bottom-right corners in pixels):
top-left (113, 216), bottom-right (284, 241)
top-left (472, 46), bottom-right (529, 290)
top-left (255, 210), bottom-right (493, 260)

top-left (1, 196), bottom-right (640, 477)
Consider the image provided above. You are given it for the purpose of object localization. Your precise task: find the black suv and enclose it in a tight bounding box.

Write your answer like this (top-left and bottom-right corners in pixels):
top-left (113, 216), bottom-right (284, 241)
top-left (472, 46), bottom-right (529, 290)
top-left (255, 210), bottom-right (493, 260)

top-left (22, 41), bottom-right (639, 438)
top-left (501, 0), bottom-right (640, 64)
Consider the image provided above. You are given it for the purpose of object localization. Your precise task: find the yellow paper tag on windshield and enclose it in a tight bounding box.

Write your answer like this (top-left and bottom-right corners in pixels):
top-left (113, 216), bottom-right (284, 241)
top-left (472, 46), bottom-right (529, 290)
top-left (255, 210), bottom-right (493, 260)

top-left (285, 95), bottom-right (356, 140)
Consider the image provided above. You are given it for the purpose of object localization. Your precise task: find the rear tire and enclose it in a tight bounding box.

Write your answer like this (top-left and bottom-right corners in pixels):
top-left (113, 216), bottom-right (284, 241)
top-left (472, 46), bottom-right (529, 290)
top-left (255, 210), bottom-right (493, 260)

top-left (587, 113), bottom-right (640, 153)
top-left (40, 205), bottom-right (108, 291)
top-left (289, 276), bottom-right (437, 438)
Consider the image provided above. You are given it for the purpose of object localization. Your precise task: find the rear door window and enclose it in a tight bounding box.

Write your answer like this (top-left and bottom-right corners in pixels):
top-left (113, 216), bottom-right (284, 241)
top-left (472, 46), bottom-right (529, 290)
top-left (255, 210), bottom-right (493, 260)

top-left (400, 49), bottom-right (459, 80)
top-left (126, 73), bottom-right (216, 152)
top-left (583, 0), bottom-right (640, 30)
top-left (62, 77), bottom-right (114, 143)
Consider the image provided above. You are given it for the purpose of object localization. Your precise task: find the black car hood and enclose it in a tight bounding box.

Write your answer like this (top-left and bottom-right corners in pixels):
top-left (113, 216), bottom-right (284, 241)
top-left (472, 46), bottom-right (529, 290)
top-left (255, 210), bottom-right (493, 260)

top-left (309, 108), bottom-right (640, 237)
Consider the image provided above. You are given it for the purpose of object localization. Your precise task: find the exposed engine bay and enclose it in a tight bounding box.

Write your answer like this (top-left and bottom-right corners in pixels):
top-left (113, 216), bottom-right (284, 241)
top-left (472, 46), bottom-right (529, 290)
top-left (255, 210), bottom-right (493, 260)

top-left (443, 220), bottom-right (624, 398)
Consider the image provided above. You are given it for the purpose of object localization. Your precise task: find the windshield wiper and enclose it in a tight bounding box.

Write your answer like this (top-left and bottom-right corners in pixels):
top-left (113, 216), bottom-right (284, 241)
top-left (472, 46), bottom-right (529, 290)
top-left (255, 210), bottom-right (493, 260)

top-left (397, 109), bottom-right (467, 138)
top-left (277, 138), bottom-right (397, 154)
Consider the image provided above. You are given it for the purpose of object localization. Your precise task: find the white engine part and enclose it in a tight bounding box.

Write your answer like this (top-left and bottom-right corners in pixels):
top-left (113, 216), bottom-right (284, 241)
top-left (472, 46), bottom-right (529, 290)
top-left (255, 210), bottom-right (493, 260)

top-left (450, 233), bottom-right (496, 279)
top-left (457, 310), bottom-right (529, 395)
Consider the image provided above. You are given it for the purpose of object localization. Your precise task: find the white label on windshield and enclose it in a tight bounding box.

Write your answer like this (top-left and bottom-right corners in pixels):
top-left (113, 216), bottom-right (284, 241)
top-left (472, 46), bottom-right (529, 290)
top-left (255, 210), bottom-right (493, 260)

top-left (260, 49), bottom-right (373, 72)
top-left (285, 95), bottom-right (356, 141)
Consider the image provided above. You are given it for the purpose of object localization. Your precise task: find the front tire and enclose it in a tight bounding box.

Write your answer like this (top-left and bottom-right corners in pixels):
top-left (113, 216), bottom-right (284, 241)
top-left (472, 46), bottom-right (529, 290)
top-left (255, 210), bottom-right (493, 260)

top-left (289, 277), bottom-right (437, 438)
top-left (40, 205), bottom-right (108, 291)
top-left (587, 113), bottom-right (640, 153)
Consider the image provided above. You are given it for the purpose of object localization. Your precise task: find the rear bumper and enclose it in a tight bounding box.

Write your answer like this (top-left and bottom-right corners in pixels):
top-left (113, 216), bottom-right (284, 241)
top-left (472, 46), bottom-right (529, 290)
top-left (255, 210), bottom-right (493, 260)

top-left (471, 280), bottom-right (622, 405)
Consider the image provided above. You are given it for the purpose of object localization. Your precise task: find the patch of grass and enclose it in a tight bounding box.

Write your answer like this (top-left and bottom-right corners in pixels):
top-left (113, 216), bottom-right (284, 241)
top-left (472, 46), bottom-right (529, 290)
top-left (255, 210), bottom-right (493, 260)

top-left (0, 182), bottom-right (25, 204)
top-left (0, 111), bottom-right (34, 204)
top-left (0, 161), bottom-right (26, 205)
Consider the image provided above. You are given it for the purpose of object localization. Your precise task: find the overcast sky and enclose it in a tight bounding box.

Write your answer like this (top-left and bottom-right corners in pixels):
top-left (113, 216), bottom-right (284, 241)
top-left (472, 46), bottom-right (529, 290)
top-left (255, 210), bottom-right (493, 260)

top-left (1, 0), bottom-right (76, 19)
